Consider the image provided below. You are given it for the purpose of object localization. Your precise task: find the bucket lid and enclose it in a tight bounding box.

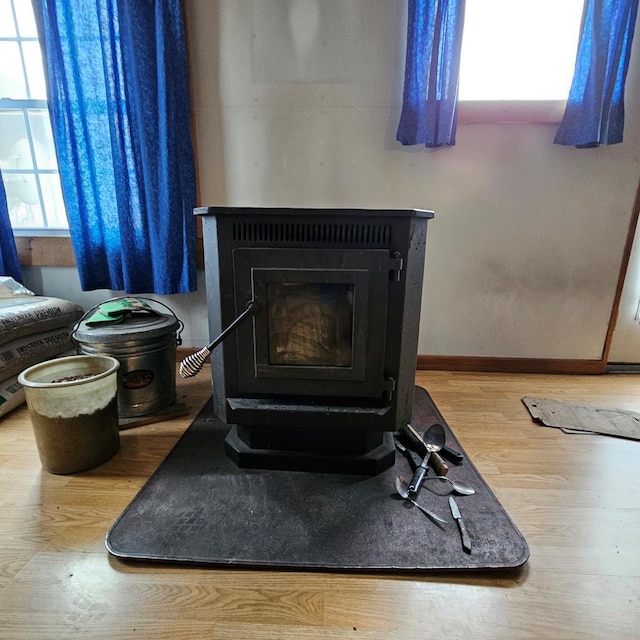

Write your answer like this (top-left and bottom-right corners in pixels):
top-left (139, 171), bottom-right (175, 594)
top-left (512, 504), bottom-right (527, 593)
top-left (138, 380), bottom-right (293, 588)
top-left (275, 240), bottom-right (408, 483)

top-left (74, 312), bottom-right (179, 345)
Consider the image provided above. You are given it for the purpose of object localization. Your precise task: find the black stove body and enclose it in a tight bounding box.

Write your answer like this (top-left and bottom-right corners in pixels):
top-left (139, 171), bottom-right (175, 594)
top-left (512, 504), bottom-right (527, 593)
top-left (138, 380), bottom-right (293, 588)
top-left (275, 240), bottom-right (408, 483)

top-left (197, 207), bottom-right (433, 474)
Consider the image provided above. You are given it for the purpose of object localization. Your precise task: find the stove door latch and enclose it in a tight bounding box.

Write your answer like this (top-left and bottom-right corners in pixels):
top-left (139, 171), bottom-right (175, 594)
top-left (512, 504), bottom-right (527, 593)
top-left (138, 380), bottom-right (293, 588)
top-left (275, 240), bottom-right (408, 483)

top-left (382, 377), bottom-right (396, 401)
top-left (388, 253), bottom-right (403, 282)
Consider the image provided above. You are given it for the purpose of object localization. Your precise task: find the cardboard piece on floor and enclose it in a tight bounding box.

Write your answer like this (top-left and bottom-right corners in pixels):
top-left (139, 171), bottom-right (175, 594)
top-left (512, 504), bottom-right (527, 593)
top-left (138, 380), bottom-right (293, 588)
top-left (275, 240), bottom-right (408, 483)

top-left (522, 397), bottom-right (640, 441)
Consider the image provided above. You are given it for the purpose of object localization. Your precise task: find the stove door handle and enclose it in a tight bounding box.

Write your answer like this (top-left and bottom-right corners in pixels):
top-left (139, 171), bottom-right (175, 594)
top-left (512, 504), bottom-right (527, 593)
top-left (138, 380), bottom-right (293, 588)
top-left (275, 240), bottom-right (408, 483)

top-left (179, 300), bottom-right (258, 378)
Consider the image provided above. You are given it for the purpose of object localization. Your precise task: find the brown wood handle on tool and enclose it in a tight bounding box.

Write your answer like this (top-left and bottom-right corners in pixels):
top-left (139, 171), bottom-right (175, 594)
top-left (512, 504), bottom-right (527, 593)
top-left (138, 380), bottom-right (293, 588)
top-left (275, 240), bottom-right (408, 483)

top-left (429, 451), bottom-right (449, 476)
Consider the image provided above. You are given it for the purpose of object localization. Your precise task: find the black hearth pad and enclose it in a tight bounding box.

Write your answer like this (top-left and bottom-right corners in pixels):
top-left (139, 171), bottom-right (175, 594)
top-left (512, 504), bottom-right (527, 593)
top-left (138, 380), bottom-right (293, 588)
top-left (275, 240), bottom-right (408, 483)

top-left (106, 386), bottom-right (529, 572)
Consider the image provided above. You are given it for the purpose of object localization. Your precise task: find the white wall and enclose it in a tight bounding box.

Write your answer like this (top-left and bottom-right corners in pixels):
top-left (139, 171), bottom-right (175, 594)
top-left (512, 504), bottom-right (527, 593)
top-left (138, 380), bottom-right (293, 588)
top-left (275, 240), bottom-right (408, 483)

top-left (24, 0), bottom-right (640, 361)
top-left (185, 0), bottom-right (640, 360)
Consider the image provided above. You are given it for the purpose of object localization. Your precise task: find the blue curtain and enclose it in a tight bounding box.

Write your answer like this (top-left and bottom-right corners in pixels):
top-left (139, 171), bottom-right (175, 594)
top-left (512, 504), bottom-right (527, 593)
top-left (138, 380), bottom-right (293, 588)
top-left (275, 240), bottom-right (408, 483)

top-left (32, 0), bottom-right (197, 294)
top-left (0, 170), bottom-right (23, 283)
top-left (396, 0), bottom-right (466, 147)
top-left (555, 0), bottom-right (639, 147)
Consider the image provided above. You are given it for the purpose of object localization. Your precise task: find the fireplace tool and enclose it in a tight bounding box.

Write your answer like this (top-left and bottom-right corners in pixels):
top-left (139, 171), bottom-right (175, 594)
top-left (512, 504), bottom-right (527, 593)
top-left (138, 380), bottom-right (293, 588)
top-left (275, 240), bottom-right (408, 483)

top-left (179, 300), bottom-right (258, 378)
top-left (401, 423), bottom-right (449, 478)
top-left (407, 423), bottom-right (446, 493)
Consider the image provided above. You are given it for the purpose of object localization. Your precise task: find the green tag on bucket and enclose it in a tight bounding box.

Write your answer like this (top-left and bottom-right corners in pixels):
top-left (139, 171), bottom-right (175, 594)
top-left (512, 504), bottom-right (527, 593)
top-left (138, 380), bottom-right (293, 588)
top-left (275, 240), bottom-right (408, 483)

top-left (85, 298), bottom-right (158, 326)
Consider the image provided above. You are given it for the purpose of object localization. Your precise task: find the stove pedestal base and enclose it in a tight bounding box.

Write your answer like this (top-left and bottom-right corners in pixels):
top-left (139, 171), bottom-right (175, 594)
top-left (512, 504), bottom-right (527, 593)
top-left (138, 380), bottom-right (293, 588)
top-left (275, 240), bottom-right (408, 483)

top-left (224, 425), bottom-right (395, 475)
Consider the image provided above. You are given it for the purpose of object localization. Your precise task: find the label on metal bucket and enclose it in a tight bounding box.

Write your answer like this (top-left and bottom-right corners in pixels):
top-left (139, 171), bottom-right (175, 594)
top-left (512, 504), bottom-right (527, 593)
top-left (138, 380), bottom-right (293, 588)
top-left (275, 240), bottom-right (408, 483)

top-left (122, 369), bottom-right (154, 389)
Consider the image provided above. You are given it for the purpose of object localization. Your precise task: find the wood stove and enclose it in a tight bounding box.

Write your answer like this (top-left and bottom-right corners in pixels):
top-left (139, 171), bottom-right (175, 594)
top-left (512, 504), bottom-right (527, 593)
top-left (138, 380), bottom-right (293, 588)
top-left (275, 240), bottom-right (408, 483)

top-left (197, 207), bottom-right (433, 475)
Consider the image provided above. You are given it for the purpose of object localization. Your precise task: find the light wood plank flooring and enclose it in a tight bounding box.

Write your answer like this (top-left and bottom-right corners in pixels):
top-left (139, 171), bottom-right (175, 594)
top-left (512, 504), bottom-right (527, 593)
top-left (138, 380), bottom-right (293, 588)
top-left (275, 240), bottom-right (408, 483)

top-left (1, 367), bottom-right (639, 639)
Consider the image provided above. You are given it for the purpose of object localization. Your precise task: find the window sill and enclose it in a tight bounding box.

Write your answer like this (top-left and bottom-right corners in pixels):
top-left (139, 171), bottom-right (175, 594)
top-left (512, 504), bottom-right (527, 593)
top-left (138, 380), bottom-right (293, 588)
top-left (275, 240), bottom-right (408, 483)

top-left (16, 235), bottom-right (205, 269)
top-left (457, 100), bottom-right (567, 124)
top-left (16, 236), bottom-right (76, 267)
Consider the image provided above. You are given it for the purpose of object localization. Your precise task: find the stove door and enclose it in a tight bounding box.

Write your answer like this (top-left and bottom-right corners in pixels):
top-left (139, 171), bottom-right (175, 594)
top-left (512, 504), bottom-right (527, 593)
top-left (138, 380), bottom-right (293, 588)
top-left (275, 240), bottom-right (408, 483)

top-left (233, 248), bottom-right (395, 399)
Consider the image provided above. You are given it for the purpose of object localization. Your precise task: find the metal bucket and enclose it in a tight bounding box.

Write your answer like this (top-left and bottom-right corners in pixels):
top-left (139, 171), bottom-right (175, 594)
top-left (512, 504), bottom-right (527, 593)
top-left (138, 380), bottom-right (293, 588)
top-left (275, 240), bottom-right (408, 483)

top-left (72, 298), bottom-right (182, 418)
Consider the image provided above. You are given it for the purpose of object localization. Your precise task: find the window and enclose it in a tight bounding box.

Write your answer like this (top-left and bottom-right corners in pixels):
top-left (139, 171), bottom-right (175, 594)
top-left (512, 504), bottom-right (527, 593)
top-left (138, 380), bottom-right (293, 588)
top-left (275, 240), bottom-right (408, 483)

top-left (457, 0), bottom-right (584, 122)
top-left (0, 0), bottom-right (68, 234)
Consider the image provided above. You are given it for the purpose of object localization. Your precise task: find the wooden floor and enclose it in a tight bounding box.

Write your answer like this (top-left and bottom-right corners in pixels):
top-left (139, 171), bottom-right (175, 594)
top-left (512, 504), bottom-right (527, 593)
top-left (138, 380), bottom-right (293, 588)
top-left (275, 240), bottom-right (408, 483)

top-left (1, 367), bottom-right (639, 639)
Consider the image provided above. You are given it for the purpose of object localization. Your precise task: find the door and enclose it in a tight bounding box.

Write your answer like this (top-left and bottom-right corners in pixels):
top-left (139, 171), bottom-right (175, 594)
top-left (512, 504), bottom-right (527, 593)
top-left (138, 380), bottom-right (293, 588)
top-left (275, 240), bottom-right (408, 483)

top-left (232, 247), bottom-right (395, 398)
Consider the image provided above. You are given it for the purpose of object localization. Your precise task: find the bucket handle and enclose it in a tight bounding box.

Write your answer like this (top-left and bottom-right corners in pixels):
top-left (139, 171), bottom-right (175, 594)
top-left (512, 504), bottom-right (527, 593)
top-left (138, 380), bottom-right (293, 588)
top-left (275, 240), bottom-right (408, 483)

top-left (71, 296), bottom-right (184, 347)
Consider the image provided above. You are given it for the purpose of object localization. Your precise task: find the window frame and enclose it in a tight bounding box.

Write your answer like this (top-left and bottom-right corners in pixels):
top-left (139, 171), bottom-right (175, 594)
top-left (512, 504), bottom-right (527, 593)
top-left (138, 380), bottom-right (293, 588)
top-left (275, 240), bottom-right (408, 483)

top-left (1, 0), bottom-right (68, 235)
top-left (456, 100), bottom-right (568, 125)
top-left (0, 99), bottom-right (68, 234)
top-left (455, 0), bottom-right (583, 125)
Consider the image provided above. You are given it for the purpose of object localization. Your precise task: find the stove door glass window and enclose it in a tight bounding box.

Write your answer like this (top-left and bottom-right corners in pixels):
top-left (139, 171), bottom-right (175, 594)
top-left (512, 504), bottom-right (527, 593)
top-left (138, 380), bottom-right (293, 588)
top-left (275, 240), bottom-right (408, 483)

top-left (267, 282), bottom-right (354, 367)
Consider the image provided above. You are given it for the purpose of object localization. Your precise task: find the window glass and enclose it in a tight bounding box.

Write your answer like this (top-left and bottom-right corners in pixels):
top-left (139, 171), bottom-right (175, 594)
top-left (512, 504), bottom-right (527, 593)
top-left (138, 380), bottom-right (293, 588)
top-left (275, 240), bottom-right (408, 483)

top-left (22, 41), bottom-right (47, 98)
top-left (0, 41), bottom-right (27, 98)
top-left (28, 110), bottom-right (57, 170)
top-left (4, 173), bottom-right (45, 227)
top-left (0, 110), bottom-right (28, 159)
top-left (0, 0), bottom-right (68, 233)
top-left (458, 0), bottom-right (584, 101)
top-left (39, 173), bottom-right (67, 228)
top-left (0, 0), bottom-right (17, 38)
top-left (13, 0), bottom-right (37, 37)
